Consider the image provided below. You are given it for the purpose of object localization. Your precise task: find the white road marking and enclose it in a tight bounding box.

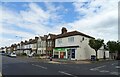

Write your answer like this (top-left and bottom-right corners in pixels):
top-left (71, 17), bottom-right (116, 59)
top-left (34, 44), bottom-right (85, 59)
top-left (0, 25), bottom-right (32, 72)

top-left (96, 65), bottom-right (106, 69)
top-left (115, 66), bottom-right (120, 69)
top-left (58, 71), bottom-right (77, 77)
top-left (0, 73), bottom-right (1, 77)
top-left (90, 68), bottom-right (98, 71)
top-left (112, 63), bottom-right (117, 65)
top-left (99, 70), bottom-right (109, 73)
top-left (110, 72), bottom-right (119, 75)
top-left (90, 65), bottom-right (106, 71)
top-left (32, 64), bottom-right (47, 69)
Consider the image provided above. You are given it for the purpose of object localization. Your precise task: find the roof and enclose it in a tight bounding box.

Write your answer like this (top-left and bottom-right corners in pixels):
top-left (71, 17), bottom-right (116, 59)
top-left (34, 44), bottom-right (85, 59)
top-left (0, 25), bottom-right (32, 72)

top-left (29, 39), bottom-right (37, 44)
top-left (40, 36), bottom-right (47, 40)
top-left (47, 33), bottom-right (57, 40)
top-left (56, 31), bottom-right (94, 39)
top-left (27, 37), bottom-right (39, 44)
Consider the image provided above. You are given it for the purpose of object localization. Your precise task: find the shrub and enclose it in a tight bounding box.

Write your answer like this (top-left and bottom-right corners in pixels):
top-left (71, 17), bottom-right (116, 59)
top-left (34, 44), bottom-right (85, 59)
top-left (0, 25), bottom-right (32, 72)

top-left (21, 53), bottom-right (27, 56)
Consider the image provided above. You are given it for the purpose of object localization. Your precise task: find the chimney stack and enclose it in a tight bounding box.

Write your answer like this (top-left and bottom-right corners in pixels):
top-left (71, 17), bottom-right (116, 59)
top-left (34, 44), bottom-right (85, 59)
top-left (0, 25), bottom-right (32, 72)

top-left (29, 39), bottom-right (32, 41)
top-left (35, 37), bottom-right (39, 40)
top-left (61, 27), bottom-right (67, 34)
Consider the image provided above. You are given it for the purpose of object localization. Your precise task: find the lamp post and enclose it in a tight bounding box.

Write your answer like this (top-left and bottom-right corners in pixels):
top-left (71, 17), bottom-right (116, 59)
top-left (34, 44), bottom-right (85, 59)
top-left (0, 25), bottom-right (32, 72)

top-left (15, 36), bottom-right (23, 55)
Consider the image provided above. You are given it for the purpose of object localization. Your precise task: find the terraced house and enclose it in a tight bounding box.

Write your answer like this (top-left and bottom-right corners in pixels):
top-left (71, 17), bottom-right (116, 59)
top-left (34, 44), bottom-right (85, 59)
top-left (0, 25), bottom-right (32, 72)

top-left (30, 37), bottom-right (39, 54)
top-left (1, 27), bottom-right (109, 60)
top-left (46, 34), bottom-right (56, 57)
top-left (37, 36), bottom-right (47, 56)
top-left (23, 40), bottom-right (31, 55)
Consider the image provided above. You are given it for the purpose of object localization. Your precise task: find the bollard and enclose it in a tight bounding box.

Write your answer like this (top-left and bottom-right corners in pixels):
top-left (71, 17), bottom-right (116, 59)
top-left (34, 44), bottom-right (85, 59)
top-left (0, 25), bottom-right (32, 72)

top-left (50, 57), bottom-right (52, 61)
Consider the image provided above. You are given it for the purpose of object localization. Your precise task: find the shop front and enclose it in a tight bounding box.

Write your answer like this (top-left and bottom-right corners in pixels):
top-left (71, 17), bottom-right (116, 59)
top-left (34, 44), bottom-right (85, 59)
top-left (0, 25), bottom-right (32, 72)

top-left (53, 48), bottom-right (67, 59)
top-left (67, 48), bottom-right (76, 60)
top-left (53, 48), bottom-right (76, 60)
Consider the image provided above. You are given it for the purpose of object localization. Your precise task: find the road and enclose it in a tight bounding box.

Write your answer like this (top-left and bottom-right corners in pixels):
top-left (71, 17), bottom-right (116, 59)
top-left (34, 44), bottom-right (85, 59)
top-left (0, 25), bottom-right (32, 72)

top-left (2, 55), bottom-right (120, 77)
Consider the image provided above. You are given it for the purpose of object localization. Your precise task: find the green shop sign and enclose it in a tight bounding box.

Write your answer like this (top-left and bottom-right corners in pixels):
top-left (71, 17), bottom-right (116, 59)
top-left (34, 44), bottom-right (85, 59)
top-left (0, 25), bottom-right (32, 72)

top-left (54, 48), bottom-right (66, 52)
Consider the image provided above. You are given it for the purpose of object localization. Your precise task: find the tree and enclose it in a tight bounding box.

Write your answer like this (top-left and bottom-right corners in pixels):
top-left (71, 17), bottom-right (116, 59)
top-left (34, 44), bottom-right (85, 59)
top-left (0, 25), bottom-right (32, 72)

top-left (107, 41), bottom-right (117, 59)
top-left (107, 41), bottom-right (117, 53)
top-left (117, 41), bottom-right (120, 53)
top-left (89, 39), bottom-right (104, 60)
top-left (116, 41), bottom-right (120, 59)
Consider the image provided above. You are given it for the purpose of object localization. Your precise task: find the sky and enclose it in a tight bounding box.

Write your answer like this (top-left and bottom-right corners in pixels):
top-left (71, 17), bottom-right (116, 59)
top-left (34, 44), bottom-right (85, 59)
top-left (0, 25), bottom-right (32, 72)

top-left (0, 0), bottom-right (119, 47)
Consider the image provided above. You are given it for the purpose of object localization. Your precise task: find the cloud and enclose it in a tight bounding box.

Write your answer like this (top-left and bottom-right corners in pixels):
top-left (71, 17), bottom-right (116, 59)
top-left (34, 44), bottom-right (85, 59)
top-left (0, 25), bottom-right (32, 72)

top-left (66, 0), bottom-right (118, 43)
top-left (1, 2), bottom-right (65, 47)
top-left (0, 1), bottom-right (119, 47)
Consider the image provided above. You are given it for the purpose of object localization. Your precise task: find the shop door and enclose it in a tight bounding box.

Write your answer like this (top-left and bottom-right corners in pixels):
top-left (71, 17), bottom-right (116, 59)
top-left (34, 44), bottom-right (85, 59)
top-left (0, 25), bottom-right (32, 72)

top-left (71, 49), bottom-right (75, 58)
top-left (67, 49), bottom-right (71, 59)
top-left (60, 52), bottom-right (64, 58)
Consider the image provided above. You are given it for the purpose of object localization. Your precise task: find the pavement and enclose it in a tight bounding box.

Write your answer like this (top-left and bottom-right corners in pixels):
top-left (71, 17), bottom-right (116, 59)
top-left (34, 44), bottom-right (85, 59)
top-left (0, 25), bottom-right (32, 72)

top-left (0, 72), bottom-right (2, 77)
top-left (17, 56), bottom-right (92, 64)
top-left (50, 59), bottom-right (91, 64)
top-left (2, 55), bottom-right (120, 77)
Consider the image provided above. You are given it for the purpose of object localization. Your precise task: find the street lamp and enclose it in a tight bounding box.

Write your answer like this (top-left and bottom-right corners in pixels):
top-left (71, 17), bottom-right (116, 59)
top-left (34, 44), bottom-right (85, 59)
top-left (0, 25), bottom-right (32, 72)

top-left (15, 36), bottom-right (24, 55)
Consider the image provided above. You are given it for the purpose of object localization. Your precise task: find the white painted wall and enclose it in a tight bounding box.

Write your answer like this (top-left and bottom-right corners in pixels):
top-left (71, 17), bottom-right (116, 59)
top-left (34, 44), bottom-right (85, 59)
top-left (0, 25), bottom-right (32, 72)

top-left (55, 35), bottom-right (109, 60)
top-left (55, 35), bottom-right (96, 60)
top-left (105, 50), bottom-right (109, 58)
top-left (55, 35), bottom-right (80, 47)
top-left (97, 46), bottom-right (109, 59)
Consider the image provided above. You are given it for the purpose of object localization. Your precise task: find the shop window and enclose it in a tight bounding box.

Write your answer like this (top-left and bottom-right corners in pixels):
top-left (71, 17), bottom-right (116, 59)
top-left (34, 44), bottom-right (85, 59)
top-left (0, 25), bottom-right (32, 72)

top-left (54, 52), bottom-right (59, 58)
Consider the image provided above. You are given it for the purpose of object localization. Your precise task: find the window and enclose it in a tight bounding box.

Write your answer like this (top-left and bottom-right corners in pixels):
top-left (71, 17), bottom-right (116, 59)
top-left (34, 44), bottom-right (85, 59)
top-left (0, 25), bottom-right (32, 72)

top-left (42, 41), bottom-right (44, 47)
top-left (41, 41), bottom-right (43, 47)
top-left (68, 37), bottom-right (74, 43)
top-left (82, 37), bottom-right (84, 41)
top-left (80, 37), bottom-right (85, 42)
top-left (34, 44), bottom-right (36, 48)
top-left (44, 41), bottom-right (46, 47)
top-left (50, 41), bottom-right (52, 47)
top-left (47, 41), bottom-right (50, 47)
top-left (47, 41), bottom-right (52, 47)
top-left (58, 39), bottom-right (62, 44)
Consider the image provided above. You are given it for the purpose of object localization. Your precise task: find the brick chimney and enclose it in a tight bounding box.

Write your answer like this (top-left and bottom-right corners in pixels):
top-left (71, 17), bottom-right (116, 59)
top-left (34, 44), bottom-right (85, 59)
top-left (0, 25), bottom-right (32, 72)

top-left (21, 41), bottom-right (23, 43)
top-left (35, 37), bottom-right (39, 40)
top-left (25, 40), bottom-right (27, 43)
top-left (61, 27), bottom-right (67, 34)
top-left (29, 39), bottom-right (32, 41)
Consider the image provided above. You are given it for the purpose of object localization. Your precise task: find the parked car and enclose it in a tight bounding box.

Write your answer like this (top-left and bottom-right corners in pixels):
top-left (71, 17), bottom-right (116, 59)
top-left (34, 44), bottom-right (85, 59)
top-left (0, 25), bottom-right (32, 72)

top-left (9, 53), bottom-right (17, 58)
top-left (0, 51), bottom-right (6, 55)
top-left (28, 52), bottom-right (35, 57)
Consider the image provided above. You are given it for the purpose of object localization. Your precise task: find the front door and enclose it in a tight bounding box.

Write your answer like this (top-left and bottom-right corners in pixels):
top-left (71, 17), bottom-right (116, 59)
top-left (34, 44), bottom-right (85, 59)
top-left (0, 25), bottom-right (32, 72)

top-left (60, 52), bottom-right (64, 58)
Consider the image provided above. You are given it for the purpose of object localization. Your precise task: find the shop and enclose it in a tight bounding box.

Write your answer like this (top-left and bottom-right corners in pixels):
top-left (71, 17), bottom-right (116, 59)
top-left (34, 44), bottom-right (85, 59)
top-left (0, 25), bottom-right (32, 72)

top-left (53, 48), bottom-right (77, 60)
top-left (53, 48), bottom-right (67, 59)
